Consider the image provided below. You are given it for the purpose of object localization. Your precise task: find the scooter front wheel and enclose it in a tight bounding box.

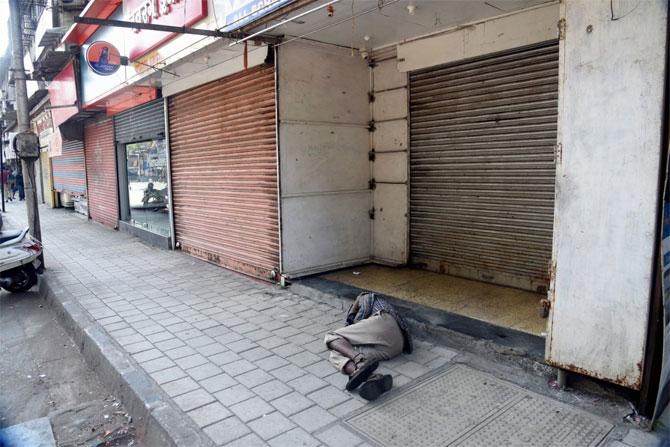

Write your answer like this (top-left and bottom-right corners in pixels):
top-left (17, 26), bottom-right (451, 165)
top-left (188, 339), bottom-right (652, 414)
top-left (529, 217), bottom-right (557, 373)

top-left (2, 264), bottom-right (37, 293)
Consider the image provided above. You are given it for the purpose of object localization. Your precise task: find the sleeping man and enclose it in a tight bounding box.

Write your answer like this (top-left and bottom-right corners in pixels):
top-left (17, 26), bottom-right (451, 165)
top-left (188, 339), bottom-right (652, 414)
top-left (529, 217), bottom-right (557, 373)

top-left (324, 292), bottom-right (412, 401)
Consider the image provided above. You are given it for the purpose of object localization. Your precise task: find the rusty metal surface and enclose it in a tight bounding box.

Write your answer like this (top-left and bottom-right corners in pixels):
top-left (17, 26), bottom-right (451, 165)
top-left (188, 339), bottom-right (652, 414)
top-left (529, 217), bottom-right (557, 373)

top-left (409, 41), bottom-right (559, 292)
top-left (168, 65), bottom-right (279, 280)
top-left (84, 119), bottom-right (118, 229)
top-left (52, 139), bottom-right (86, 195)
top-left (114, 99), bottom-right (165, 144)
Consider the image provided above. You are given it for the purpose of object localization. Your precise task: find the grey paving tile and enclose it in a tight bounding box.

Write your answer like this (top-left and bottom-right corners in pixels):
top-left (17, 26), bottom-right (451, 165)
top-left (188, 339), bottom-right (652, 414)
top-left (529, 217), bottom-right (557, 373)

top-left (287, 374), bottom-right (328, 395)
top-left (257, 336), bottom-right (288, 350)
top-left (268, 427), bottom-right (319, 447)
top-left (240, 347), bottom-right (273, 362)
top-left (215, 331), bottom-right (245, 345)
top-left (132, 348), bottom-right (164, 363)
top-left (175, 353), bottom-right (209, 370)
top-left (274, 326), bottom-right (301, 338)
top-left (146, 331), bottom-right (174, 343)
top-left (162, 376), bottom-right (200, 397)
top-left (323, 372), bottom-right (348, 389)
top-left (188, 362), bottom-right (223, 381)
top-left (210, 350), bottom-right (242, 366)
top-left (329, 398), bottom-right (365, 418)
top-left (173, 388), bottom-right (215, 412)
top-left (196, 342), bottom-right (228, 357)
top-left (271, 392), bottom-right (314, 416)
top-left (165, 345), bottom-right (198, 360)
top-left (201, 373), bottom-right (237, 393)
top-left (255, 355), bottom-right (290, 372)
top-left (175, 328), bottom-right (204, 341)
top-left (316, 424), bottom-right (365, 447)
top-left (187, 401), bottom-right (232, 428)
top-left (252, 380), bottom-right (293, 401)
top-left (245, 329), bottom-right (274, 342)
top-left (305, 360), bottom-right (337, 379)
top-left (394, 360), bottom-right (430, 379)
top-left (221, 359), bottom-right (256, 376)
top-left (215, 384), bottom-right (255, 406)
top-left (124, 340), bottom-right (154, 354)
top-left (307, 386), bottom-right (350, 410)
top-left (116, 333), bottom-right (146, 346)
top-left (227, 339), bottom-right (258, 353)
top-left (286, 351), bottom-right (322, 368)
top-left (150, 366), bottom-right (187, 385)
top-left (291, 405), bottom-right (337, 433)
top-left (248, 411), bottom-right (296, 440)
top-left (237, 368), bottom-right (274, 389)
top-left (203, 416), bottom-right (250, 446)
top-left (303, 340), bottom-right (328, 354)
top-left (230, 396), bottom-right (275, 422)
top-left (225, 432), bottom-right (268, 447)
top-left (141, 356), bottom-right (175, 373)
top-left (186, 334), bottom-right (216, 348)
top-left (272, 344), bottom-right (304, 358)
top-left (203, 325), bottom-right (230, 338)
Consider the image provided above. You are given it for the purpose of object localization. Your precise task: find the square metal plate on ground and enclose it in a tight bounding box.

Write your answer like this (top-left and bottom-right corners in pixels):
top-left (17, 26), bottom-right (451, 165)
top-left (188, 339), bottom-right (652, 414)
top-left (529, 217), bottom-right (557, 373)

top-left (345, 365), bottom-right (613, 447)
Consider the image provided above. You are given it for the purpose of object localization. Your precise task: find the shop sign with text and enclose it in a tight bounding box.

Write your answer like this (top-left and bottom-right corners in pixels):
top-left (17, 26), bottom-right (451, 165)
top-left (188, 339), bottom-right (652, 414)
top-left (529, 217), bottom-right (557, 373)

top-left (123, 0), bottom-right (208, 61)
top-left (220, 0), bottom-right (293, 31)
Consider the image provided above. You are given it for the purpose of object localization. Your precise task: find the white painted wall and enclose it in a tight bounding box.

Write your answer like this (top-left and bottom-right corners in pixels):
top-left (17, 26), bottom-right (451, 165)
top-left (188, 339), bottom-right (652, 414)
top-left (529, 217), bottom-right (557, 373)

top-left (547, 0), bottom-right (667, 389)
top-left (372, 56), bottom-right (409, 264)
top-left (397, 2), bottom-right (559, 72)
top-left (278, 41), bottom-right (371, 276)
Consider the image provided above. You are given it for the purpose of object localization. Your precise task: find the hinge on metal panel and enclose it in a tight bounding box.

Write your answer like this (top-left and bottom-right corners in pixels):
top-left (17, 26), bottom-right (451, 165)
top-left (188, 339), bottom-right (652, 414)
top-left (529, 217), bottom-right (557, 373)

top-left (368, 59), bottom-right (377, 68)
top-left (369, 178), bottom-right (377, 190)
top-left (554, 142), bottom-right (563, 165)
top-left (558, 18), bottom-right (566, 40)
top-left (368, 92), bottom-right (375, 103)
top-left (369, 208), bottom-right (375, 219)
top-left (368, 120), bottom-right (376, 132)
top-left (369, 149), bottom-right (376, 161)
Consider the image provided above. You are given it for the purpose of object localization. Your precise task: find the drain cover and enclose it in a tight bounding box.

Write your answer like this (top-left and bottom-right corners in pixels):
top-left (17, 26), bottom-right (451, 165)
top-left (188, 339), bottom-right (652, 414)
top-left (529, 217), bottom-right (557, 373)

top-left (345, 365), bottom-right (613, 447)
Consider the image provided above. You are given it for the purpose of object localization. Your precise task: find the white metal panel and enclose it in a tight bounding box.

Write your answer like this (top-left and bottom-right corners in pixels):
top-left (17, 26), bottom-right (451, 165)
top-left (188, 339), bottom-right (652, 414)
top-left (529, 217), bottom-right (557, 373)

top-left (397, 3), bottom-right (558, 73)
top-left (547, 0), bottom-right (667, 389)
top-left (373, 184), bottom-right (408, 264)
top-left (374, 58), bottom-right (405, 91)
top-left (374, 121), bottom-right (408, 152)
top-left (374, 89), bottom-right (408, 122)
top-left (278, 41), bottom-right (371, 277)
top-left (375, 152), bottom-right (407, 183)
top-left (281, 192), bottom-right (371, 276)
top-left (280, 124), bottom-right (369, 195)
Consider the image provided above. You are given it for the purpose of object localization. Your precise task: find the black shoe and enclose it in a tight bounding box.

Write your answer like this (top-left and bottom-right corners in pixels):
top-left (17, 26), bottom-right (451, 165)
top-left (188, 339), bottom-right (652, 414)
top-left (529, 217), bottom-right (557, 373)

top-left (345, 359), bottom-right (379, 391)
top-left (359, 374), bottom-right (393, 401)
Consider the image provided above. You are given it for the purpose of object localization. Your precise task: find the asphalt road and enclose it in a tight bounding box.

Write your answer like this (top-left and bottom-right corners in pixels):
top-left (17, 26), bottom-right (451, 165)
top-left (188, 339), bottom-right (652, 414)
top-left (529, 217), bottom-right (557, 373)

top-left (0, 284), bottom-right (138, 446)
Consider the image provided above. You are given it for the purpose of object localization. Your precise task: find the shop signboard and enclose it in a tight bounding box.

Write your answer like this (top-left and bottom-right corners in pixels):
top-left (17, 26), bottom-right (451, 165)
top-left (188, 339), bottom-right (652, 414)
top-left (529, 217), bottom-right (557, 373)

top-left (123, 0), bottom-right (208, 61)
top-left (47, 63), bottom-right (78, 128)
top-left (220, 0), bottom-right (294, 31)
top-left (86, 41), bottom-right (122, 76)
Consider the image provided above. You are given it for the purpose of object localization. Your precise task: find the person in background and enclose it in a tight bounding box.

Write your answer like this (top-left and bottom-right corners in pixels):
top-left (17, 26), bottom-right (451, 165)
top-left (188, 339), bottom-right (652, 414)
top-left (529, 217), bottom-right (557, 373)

top-left (9, 167), bottom-right (16, 201)
top-left (1, 167), bottom-right (11, 202)
top-left (16, 169), bottom-right (24, 201)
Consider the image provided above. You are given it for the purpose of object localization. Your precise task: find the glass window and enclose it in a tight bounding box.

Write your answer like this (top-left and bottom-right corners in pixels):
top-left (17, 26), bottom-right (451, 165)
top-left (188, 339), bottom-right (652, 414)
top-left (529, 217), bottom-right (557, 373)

top-left (125, 140), bottom-right (170, 237)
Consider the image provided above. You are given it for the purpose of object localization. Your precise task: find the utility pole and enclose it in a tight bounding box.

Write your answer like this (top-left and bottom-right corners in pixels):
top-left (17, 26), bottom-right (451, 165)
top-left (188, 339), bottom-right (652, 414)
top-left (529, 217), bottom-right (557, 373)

top-left (9, 0), bottom-right (43, 251)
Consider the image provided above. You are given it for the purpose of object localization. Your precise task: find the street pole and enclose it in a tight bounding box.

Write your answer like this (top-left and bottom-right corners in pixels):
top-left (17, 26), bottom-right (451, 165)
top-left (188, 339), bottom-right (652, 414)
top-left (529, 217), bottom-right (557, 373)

top-left (0, 122), bottom-right (5, 213)
top-left (9, 0), bottom-right (43, 255)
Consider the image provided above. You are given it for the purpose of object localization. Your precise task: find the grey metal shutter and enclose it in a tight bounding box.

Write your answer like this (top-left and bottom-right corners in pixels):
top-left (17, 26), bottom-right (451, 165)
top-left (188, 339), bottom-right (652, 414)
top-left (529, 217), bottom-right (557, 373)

top-left (409, 41), bottom-right (559, 292)
top-left (114, 99), bottom-right (165, 144)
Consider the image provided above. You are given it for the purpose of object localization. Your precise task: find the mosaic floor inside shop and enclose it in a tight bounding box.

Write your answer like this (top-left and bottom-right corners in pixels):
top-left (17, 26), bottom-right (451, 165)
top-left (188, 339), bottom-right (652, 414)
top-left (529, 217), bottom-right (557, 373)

top-left (322, 265), bottom-right (546, 337)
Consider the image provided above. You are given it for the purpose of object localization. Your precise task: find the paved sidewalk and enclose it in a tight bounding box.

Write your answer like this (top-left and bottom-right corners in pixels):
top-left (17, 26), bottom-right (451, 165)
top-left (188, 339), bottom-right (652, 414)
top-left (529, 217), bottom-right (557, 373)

top-left (5, 203), bottom-right (460, 446)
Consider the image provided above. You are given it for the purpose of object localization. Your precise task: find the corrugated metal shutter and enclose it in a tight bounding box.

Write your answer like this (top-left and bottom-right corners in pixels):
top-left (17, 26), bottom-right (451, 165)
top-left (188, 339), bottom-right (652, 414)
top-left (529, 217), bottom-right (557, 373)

top-left (409, 41), bottom-right (559, 292)
top-left (114, 99), bottom-right (165, 144)
top-left (85, 119), bottom-right (118, 228)
top-left (169, 65), bottom-right (279, 280)
top-left (52, 139), bottom-right (86, 195)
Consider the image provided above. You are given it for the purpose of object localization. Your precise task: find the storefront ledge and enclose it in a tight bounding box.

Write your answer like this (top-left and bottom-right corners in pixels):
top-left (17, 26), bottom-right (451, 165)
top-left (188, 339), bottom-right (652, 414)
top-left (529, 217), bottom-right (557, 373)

top-left (291, 277), bottom-right (553, 377)
top-left (38, 274), bottom-right (215, 447)
top-left (118, 221), bottom-right (172, 250)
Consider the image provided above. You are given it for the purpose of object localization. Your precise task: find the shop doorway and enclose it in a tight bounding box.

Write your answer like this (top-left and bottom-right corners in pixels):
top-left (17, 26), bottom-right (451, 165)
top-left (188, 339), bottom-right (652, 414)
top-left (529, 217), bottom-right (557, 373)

top-left (117, 139), bottom-right (171, 238)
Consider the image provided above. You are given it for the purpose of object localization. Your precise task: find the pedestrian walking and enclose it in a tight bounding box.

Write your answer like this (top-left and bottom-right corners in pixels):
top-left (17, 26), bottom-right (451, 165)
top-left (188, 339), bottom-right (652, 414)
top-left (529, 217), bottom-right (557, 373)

top-left (16, 170), bottom-right (24, 201)
top-left (1, 167), bottom-right (11, 202)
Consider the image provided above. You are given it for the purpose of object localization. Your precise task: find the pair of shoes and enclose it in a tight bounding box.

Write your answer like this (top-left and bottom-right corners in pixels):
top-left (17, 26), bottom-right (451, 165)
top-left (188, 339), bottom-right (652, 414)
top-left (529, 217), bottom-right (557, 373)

top-left (345, 359), bottom-right (379, 391)
top-left (359, 374), bottom-right (393, 401)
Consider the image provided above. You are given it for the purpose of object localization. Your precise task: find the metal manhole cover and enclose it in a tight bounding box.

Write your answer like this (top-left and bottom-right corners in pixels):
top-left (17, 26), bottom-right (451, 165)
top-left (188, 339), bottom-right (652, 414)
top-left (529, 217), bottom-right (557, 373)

top-left (345, 365), bottom-right (613, 447)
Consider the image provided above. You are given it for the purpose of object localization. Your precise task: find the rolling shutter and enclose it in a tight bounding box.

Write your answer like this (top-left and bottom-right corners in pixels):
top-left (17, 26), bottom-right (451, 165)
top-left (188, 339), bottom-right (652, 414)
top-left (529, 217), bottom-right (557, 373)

top-left (84, 119), bottom-right (117, 228)
top-left (52, 139), bottom-right (86, 195)
top-left (168, 65), bottom-right (279, 280)
top-left (409, 41), bottom-right (559, 292)
top-left (114, 99), bottom-right (165, 143)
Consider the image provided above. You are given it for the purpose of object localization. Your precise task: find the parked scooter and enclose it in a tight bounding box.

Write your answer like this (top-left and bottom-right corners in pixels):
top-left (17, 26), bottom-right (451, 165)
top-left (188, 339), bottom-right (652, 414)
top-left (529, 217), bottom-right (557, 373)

top-left (0, 213), bottom-right (42, 292)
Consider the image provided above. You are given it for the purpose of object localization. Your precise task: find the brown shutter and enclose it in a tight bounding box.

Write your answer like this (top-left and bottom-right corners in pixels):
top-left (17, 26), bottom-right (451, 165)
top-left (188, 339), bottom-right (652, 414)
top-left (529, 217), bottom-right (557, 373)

top-left (409, 41), bottom-right (559, 292)
top-left (168, 65), bottom-right (279, 280)
top-left (84, 119), bottom-right (118, 228)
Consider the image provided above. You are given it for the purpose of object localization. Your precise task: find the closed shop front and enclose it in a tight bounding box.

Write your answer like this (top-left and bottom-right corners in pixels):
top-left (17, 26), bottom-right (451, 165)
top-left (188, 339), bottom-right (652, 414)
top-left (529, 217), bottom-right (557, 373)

top-left (52, 139), bottom-right (86, 198)
top-left (114, 99), bottom-right (170, 246)
top-left (169, 65), bottom-right (279, 280)
top-left (84, 118), bottom-right (117, 228)
top-left (409, 41), bottom-right (559, 292)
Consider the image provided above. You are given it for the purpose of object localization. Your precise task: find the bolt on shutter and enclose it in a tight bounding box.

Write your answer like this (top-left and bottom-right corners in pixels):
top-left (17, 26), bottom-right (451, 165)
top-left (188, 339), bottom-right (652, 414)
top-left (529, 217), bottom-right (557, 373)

top-left (168, 65), bottom-right (279, 280)
top-left (114, 99), bottom-right (165, 144)
top-left (52, 139), bottom-right (86, 195)
top-left (409, 41), bottom-right (559, 292)
top-left (85, 119), bottom-right (117, 228)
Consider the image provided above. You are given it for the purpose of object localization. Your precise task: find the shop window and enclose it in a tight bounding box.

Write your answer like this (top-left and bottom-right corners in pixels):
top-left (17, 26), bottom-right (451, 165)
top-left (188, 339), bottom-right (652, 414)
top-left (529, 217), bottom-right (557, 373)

top-left (124, 140), bottom-right (170, 237)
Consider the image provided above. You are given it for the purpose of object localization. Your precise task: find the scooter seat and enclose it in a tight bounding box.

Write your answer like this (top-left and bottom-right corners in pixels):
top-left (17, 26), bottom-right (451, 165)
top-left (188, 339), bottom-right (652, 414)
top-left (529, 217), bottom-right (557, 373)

top-left (0, 229), bottom-right (24, 244)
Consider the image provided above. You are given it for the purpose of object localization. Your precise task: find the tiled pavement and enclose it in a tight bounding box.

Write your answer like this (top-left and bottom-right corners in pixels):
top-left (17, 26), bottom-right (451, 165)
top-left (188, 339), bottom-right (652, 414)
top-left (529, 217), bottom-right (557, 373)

top-left (6, 203), bottom-right (459, 446)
